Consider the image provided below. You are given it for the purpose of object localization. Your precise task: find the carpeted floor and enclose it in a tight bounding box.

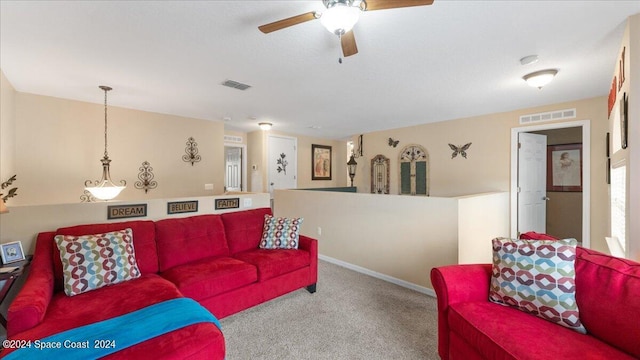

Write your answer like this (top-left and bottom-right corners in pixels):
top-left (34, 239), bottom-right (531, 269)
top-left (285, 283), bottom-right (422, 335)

top-left (220, 260), bottom-right (440, 359)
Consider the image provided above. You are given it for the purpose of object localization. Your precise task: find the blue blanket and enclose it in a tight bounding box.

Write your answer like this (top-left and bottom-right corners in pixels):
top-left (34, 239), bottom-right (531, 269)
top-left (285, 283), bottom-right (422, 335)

top-left (3, 297), bottom-right (221, 360)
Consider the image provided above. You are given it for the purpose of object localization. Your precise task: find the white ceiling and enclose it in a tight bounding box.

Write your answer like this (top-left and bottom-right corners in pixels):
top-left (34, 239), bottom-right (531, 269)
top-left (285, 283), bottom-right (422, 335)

top-left (1, 1), bottom-right (638, 139)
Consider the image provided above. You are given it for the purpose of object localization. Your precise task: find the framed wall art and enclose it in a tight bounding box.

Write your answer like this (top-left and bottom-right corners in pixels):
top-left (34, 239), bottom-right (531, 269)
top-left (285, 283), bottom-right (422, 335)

top-left (547, 143), bottom-right (583, 192)
top-left (312, 144), bottom-right (332, 180)
top-left (621, 92), bottom-right (628, 149)
top-left (1, 241), bottom-right (25, 264)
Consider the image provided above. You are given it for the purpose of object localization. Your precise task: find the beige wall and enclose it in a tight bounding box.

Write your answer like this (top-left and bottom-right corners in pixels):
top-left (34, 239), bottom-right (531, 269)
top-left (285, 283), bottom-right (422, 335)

top-left (275, 189), bottom-right (459, 290)
top-left (275, 190), bottom-right (509, 290)
top-left (10, 92), bottom-right (225, 205)
top-left (0, 70), bottom-right (17, 199)
top-left (610, 14), bottom-right (640, 261)
top-left (0, 193), bottom-right (271, 255)
top-left (246, 129), bottom-right (348, 193)
top-left (351, 96), bottom-right (610, 253)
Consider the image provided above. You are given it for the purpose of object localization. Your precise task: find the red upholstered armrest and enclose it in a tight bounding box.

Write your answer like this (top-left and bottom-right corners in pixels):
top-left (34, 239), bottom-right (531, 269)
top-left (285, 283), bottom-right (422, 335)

top-left (7, 232), bottom-right (56, 337)
top-left (430, 264), bottom-right (492, 360)
top-left (298, 235), bottom-right (318, 285)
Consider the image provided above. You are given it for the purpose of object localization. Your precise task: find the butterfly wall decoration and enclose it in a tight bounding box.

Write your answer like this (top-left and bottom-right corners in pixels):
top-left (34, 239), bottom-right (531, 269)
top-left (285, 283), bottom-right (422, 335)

top-left (448, 143), bottom-right (472, 159)
top-left (388, 138), bottom-right (399, 148)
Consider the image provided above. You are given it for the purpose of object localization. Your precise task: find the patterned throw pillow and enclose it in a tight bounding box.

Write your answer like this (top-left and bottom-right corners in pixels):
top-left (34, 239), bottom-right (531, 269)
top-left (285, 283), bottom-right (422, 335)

top-left (489, 237), bottom-right (586, 334)
top-left (260, 215), bottom-right (303, 249)
top-left (55, 228), bottom-right (141, 296)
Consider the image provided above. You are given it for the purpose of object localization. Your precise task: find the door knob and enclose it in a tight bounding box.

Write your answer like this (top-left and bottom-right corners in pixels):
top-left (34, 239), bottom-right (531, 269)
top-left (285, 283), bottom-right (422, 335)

top-left (270, 182), bottom-right (274, 186)
top-left (543, 196), bottom-right (550, 201)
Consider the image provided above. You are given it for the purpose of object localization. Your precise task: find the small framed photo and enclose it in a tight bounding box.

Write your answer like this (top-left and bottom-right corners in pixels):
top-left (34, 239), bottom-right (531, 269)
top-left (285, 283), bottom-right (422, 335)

top-left (1, 241), bottom-right (26, 264)
top-left (312, 144), bottom-right (332, 180)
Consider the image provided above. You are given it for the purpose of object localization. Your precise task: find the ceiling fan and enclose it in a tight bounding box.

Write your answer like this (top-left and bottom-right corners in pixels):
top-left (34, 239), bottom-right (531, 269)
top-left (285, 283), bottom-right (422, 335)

top-left (259, 0), bottom-right (434, 61)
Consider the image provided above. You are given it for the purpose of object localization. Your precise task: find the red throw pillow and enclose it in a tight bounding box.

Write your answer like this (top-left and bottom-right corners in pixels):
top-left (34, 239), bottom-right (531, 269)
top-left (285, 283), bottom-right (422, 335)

top-left (519, 231), bottom-right (559, 240)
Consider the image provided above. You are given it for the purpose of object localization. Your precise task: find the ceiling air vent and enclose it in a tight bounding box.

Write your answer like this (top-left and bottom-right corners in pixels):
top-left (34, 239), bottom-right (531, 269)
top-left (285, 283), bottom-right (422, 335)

top-left (222, 80), bottom-right (251, 91)
top-left (519, 108), bottom-right (576, 124)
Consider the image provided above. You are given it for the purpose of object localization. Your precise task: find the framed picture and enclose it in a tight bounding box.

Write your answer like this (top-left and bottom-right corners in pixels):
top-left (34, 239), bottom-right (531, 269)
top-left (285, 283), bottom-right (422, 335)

top-left (621, 93), bottom-right (628, 149)
top-left (1, 241), bottom-right (25, 264)
top-left (547, 143), bottom-right (583, 192)
top-left (312, 144), bottom-right (332, 180)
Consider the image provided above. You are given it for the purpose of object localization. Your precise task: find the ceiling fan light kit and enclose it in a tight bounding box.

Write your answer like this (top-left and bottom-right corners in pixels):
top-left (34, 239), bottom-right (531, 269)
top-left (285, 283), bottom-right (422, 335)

top-left (320, 1), bottom-right (361, 35)
top-left (523, 69), bottom-right (558, 89)
top-left (258, 0), bottom-right (434, 59)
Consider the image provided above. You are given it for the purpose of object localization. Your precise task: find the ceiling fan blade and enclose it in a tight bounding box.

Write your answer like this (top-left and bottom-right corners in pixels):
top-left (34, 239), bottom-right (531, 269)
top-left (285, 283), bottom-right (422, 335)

top-left (258, 12), bottom-right (317, 34)
top-left (363, 0), bottom-right (434, 11)
top-left (341, 30), bottom-right (358, 57)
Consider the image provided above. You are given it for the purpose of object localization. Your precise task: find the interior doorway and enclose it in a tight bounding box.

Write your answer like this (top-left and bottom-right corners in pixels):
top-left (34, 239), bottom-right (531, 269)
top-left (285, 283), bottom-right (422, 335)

top-left (510, 120), bottom-right (591, 248)
top-left (224, 144), bottom-right (247, 192)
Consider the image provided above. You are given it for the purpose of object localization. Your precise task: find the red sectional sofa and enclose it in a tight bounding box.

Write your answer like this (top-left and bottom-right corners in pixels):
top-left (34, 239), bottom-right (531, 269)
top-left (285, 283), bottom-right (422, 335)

top-left (431, 247), bottom-right (640, 360)
top-left (4, 207), bottom-right (318, 359)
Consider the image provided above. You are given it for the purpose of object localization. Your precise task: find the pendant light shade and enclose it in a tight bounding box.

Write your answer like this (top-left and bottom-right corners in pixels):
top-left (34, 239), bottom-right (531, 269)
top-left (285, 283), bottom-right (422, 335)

top-left (85, 86), bottom-right (126, 200)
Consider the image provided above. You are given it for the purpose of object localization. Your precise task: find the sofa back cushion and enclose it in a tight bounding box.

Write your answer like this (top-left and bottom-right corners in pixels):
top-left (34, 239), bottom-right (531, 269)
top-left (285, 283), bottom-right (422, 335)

top-left (575, 247), bottom-right (640, 358)
top-left (222, 208), bottom-right (272, 254)
top-left (155, 214), bottom-right (230, 271)
top-left (53, 220), bottom-right (157, 292)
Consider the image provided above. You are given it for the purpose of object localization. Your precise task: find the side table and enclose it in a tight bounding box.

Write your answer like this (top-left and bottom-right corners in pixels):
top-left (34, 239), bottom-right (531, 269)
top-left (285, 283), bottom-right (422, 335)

top-left (0, 255), bottom-right (32, 329)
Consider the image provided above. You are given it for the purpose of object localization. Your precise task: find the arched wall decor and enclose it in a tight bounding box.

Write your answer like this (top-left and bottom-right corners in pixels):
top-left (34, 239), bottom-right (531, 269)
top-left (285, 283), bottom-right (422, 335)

top-left (371, 154), bottom-right (390, 194)
top-left (398, 144), bottom-right (429, 196)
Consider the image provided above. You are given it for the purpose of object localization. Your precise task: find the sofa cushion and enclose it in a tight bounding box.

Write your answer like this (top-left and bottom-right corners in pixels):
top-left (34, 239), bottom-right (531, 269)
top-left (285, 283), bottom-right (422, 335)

top-left (233, 249), bottom-right (310, 281)
top-left (489, 237), bottom-right (585, 333)
top-left (54, 221), bottom-right (158, 292)
top-left (160, 256), bottom-right (257, 300)
top-left (54, 228), bottom-right (141, 296)
top-left (449, 301), bottom-right (636, 360)
top-left (260, 215), bottom-right (303, 249)
top-left (222, 207), bottom-right (272, 254)
top-left (575, 247), bottom-right (640, 358)
top-left (5, 273), bottom-right (224, 359)
top-left (155, 215), bottom-right (230, 272)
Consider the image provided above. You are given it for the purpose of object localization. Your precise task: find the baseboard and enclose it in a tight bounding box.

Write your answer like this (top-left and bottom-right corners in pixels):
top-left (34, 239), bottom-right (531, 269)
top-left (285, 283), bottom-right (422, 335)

top-left (318, 254), bottom-right (436, 298)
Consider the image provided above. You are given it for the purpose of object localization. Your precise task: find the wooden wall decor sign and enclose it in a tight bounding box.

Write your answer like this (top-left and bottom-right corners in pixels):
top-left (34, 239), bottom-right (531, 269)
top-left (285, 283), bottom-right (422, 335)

top-left (167, 200), bottom-right (198, 215)
top-left (107, 204), bottom-right (147, 220)
top-left (215, 198), bottom-right (239, 210)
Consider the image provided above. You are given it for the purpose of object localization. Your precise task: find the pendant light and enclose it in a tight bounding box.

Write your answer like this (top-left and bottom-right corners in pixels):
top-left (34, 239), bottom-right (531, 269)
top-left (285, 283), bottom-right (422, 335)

top-left (84, 86), bottom-right (126, 200)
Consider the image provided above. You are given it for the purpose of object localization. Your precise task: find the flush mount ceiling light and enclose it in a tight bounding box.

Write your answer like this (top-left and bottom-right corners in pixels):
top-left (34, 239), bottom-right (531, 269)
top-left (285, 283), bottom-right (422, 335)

top-left (85, 85), bottom-right (127, 201)
top-left (523, 69), bottom-right (558, 89)
top-left (258, 122), bottom-right (273, 131)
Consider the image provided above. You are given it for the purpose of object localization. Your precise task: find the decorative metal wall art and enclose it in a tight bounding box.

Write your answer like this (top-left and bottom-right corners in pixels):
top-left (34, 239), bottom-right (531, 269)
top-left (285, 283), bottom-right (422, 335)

top-left (182, 137), bottom-right (201, 165)
top-left (134, 161), bottom-right (158, 193)
top-left (80, 190), bottom-right (96, 203)
top-left (276, 153), bottom-right (288, 174)
top-left (448, 143), bottom-right (472, 159)
top-left (371, 155), bottom-right (390, 194)
top-left (399, 144), bottom-right (429, 196)
top-left (388, 138), bottom-right (399, 148)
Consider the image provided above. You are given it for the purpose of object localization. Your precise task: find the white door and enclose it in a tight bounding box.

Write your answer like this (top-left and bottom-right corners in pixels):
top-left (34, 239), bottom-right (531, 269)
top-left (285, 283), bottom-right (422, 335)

top-left (267, 135), bottom-right (297, 197)
top-left (224, 146), bottom-right (242, 192)
top-left (517, 133), bottom-right (547, 235)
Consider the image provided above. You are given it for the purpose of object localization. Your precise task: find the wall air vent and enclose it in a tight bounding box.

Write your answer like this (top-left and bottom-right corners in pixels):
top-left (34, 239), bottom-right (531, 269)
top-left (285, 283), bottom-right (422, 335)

top-left (519, 108), bottom-right (576, 124)
top-left (221, 80), bottom-right (251, 91)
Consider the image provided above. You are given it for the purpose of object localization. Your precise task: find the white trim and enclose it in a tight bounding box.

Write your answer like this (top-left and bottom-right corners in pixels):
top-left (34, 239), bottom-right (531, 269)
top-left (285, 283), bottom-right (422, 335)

top-left (510, 119), bottom-right (591, 248)
top-left (318, 254), bottom-right (436, 298)
top-left (224, 143), bottom-right (248, 192)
